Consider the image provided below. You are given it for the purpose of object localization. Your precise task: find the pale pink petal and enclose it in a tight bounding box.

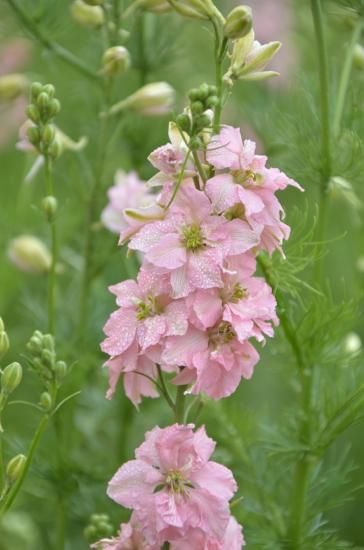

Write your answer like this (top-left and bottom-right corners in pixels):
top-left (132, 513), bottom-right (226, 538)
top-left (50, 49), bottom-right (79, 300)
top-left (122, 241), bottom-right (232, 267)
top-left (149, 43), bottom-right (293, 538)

top-left (190, 461), bottom-right (237, 501)
top-left (146, 234), bottom-right (186, 269)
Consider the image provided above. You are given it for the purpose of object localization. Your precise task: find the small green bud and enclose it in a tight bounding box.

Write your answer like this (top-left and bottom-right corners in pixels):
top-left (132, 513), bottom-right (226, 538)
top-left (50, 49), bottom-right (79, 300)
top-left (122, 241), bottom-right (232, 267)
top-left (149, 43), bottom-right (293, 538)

top-left (353, 44), bottom-right (364, 70)
top-left (42, 84), bottom-right (55, 98)
top-left (55, 361), bottom-right (67, 382)
top-left (194, 113), bottom-right (211, 130)
top-left (39, 391), bottom-right (53, 411)
top-left (41, 196), bottom-right (58, 222)
top-left (42, 124), bottom-right (56, 146)
top-left (1, 363), bottom-right (22, 395)
top-left (42, 334), bottom-right (55, 352)
top-left (191, 100), bottom-right (204, 114)
top-left (41, 349), bottom-right (54, 368)
top-left (26, 104), bottom-right (40, 124)
top-left (176, 113), bottom-right (191, 133)
top-left (207, 84), bottom-right (217, 96)
top-left (6, 454), bottom-right (27, 484)
top-left (188, 88), bottom-right (201, 102)
top-left (26, 126), bottom-right (41, 146)
top-left (224, 5), bottom-right (253, 40)
top-left (48, 98), bottom-right (61, 117)
top-left (31, 82), bottom-right (43, 101)
top-left (102, 46), bottom-right (130, 76)
top-left (0, 318), bottom-right (4, 332)
top-left (0, 332), bottom-right (10, 359)
top-left (198, 83), bottom-right (209, 100)
top-left (206, 95), bottom-right (219, 108)
top-left (189, 136), bottom-right (202, 150)
top-left (37, 91), bottom-right (49, 109)
top-left (48, 140), bottom-right (62, 159)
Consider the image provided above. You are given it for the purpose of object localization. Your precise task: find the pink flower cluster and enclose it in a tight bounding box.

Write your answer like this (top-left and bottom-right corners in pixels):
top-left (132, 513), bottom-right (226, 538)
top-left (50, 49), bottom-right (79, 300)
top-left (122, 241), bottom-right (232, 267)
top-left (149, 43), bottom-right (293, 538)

top-left (101, 125), bottom-right (302, 405)
top-left (94, 424), bottom-right (244, 549)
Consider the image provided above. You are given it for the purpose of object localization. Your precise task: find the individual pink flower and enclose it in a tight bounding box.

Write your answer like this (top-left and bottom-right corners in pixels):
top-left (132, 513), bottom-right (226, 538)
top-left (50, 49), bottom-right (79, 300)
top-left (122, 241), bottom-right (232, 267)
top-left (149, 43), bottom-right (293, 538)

top-left (102, 171), bottom-right (161, 236)
top-left (163, 322), bottom-right (260, 399)
top-left (128, 185), bottom-right (259, 298)
top-left (107, 424), bottom-right (237, 546)
top-left (101, 270), bottom-right (188, 405)
top-left (206, 126), bottom-right (303, 254)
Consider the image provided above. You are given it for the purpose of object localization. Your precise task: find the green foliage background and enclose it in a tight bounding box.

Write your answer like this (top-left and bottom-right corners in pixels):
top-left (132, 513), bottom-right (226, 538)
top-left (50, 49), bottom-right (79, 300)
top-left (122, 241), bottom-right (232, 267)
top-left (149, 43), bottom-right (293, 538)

top-left (0, 0), bottom-right (363, 548)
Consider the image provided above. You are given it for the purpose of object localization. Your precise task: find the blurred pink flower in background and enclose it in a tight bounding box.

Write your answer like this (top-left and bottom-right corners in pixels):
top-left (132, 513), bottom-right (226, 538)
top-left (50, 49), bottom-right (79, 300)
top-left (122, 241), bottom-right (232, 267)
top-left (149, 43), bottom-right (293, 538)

top-left (0, 39), bottom-right (32, 149)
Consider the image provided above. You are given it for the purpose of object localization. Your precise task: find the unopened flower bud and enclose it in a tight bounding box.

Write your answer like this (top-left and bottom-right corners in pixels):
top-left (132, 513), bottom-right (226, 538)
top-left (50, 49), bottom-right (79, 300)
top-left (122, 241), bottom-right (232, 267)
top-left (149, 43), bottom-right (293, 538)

top-left (49, 98), bottom-right (61, 117)
top-left (0, 74), bottom-right (28, 102)
top-left (206, 95), bottom-right (219, 108)
top-left (71, 0), bottom-right (105, 28)
top-left (1, 362), bottom-right (22, 395)
top-left (6, 454), bottom-right (27, 484)
top-left (48, 140), bottom-right (62, 159)
top-left (8, 235), bottom-right (51, 274)
top-left (107, 82), bottom-right (175, 117)
top-left (42, 84), bottom-right (55, 98)
top-left (31, 82), bottom-right (43, 101)
top-left (168, 0), bottom-right (223, 21)
top-left (37, 91), bottom-right (49, 109)
top-left (55, 361), bottom-right (67, 383)
top-left (40, 391), bottom-right (53, 410)
top-left (344, 332), bottom-right (362, 355)
top-left (224, 5), bottom-right (252, 40)
top-left (26, 126), bottom-right (41, 147)
top-left (194, 113), bottom-right (211, 130)
top-left (42, 334), bottom-right (55, 353)
top-left (0, 332), bottom-right (10, 359)
top-left (353, 44), bottom-right (364, 70)
top-left (41, 196), bottom-right (58, 222)
top-left (26, 104), bottom-right (40, 124)
top-left (41, 349), bottom-right (54, 368)
top-left (102, 46), bottom-right (131, 76)
top-left (176, 113), bottom-right (191, 133)
top-left (42, 124), bottom-right (56, 146)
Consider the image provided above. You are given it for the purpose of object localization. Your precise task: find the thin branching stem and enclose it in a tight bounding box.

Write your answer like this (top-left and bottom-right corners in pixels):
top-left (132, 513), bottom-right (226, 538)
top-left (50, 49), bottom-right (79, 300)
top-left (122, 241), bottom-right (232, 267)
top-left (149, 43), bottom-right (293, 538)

top-left (44, 156), bottom-right (57, 336)
top-left (5, 0), bottom-right (100, 84)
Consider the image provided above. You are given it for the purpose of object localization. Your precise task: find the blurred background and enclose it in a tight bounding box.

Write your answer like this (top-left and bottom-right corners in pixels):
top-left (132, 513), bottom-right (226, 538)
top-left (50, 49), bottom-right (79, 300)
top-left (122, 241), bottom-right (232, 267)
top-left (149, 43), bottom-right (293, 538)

top-left (0, 0), bottom-right (363, 548)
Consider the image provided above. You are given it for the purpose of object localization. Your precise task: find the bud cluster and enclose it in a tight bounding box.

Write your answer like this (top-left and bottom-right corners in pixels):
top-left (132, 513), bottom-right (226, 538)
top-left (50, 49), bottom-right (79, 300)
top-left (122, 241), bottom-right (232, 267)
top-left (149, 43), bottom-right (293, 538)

top-left (176, 82), bottom-right (217, 149)
top-left (26, 82), bottom-right (61, 160)
top-left (84, 513), bottom-right (114, 544)
top-left (26, 331), bottom-right (67, 398)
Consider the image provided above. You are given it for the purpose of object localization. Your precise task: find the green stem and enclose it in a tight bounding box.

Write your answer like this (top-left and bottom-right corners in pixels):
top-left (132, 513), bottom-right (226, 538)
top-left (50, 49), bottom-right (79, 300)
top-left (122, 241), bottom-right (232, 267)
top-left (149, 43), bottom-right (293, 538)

top-left (288, 3), bottom-right (332, 546)
top-left (0, 435), bottom-right (4, 492)
top-left (333, 20), bottom-right (363, 138)
top-left (5, 0), bottom-right (100, 83)
top-left (175, 385), bottom-right (187, 424)
top-left (213, 33), bottom-right (228, 134)
top-left (0, 413), bottom-right (50, 518)
top-left (136, 13), bottom-right (149, 86)
top-left (45, 156), bottom-right (57, 336)
top-left (192, 150), bottom-right (207, 186)
top-left (157, 366), bottom-right (175, 411)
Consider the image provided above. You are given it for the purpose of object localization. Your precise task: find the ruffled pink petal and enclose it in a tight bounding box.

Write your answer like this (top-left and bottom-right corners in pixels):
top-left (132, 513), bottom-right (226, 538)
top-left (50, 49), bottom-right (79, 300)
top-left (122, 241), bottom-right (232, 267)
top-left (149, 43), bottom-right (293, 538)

top-left (107, 460), bottom-right (161, 508)
top-left (101, 309), bottom-right (137, 356)
top-left (190, 461), bottom-right (237, 501)
top-left (147, 233), bottom-right (186, 269)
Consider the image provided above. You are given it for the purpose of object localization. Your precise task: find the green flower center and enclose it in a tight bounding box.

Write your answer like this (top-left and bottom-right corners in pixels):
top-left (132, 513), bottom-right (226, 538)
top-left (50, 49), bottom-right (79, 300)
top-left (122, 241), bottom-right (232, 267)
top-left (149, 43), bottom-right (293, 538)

top-left (230, 283), bottom-right (248, 302)
top-left (182, 223), bottom-right (204, 251)
top-left (136, 295), bottom-right (163, 320)
top-left (225, 203), bottom-right (245, 221)
top-left (165, 470), bottom-right (190, 494)
top-left (209, 321), bottom-right (236, 348)
top-left (231, 169), bottom-right (263, 186)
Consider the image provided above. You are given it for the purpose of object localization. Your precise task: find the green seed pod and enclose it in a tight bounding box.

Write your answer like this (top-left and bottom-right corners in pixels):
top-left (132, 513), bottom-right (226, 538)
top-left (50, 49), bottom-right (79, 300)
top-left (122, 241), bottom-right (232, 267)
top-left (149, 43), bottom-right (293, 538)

top-left (176, 113), bottom-right (191, 133)
top-left (1, 362), bottom-right (23, 395)
top-left (48, 98), bottom-right (61, 117)
top-left (41, 196), bottom-right (58, 222)
top-left (42, 124), bottom-right (56, 146)
top-left (31, 82), bottom-right (43, 101)
top-left (224, 5), bottom-right (253, 40)
top-left (191, 100), bottom-right (204, 115)
top-left (39, 391), bottom-right (53, 411)
top-left (6, 454), bottom-right (27, 484)
top-left (26, 104), bottom-right (40, 124)
top-left (0, 331), bottom-right (10, 359)
top-left (42, 84), bottom-right (55, 98)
